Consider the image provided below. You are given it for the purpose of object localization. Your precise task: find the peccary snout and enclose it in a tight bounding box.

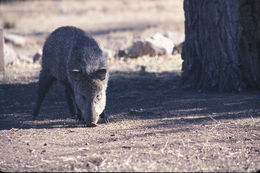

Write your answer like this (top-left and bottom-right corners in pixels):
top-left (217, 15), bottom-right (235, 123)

top-left (72, 68), bottom-right (107, 125)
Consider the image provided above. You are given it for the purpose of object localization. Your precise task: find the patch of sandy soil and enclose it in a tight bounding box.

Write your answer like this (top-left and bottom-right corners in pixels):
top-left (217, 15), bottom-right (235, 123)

top-left (0, 0), bottom-right (260, 172)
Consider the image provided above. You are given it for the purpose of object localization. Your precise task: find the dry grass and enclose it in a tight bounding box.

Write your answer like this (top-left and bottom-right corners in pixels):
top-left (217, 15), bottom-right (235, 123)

top-left (0, 53), bottom-right (183, 84)
top-left (0, 0), bottom-right (184, 34)
top-left (0, 60), bottom-right (40, 84)
top-left (109, 54), bottom-right (183, 73)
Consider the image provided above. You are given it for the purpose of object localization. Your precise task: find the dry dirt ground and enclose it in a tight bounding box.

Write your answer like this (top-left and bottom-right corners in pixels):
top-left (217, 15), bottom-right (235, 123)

top-left (0, 0), bottom-right (260, 172)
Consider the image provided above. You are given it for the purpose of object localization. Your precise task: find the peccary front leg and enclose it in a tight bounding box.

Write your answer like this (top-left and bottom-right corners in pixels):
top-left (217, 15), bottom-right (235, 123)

top-left (65, 86), bottom-right (76, 115)
top-left (100, 111), bottom-right (109, 123)
top-left (65, 86), bottom-right (82, 120)
top-left (32, 71), bottom-right (55, 119)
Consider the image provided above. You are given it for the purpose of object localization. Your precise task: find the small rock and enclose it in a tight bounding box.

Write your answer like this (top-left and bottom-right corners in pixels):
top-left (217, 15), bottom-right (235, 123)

top-left (33, 50), bottom-right (42, 63)
top-left (163, 31), bottom-right (185, 45)
top-left (244, 138), bottom-right (251, 141)
top-left (67, 129), bottom-right (74, 133)
top-left (122, 146), bottom-right (131, 149)
top-left (43, 143), bottom-right (47, 146)
top-left (127, 40), bottom-right (159, 58)
top-left (118, 49), bottom-right (127, 57)
top-left (86, 162), bottom-right (91, 168)
top-left (127, 32), bottom-right (174, 58)
top-left (146, 32), bottom-right (174, 55)
top-left (18, 54), bottom-right (34, 64)
top-left (28, 149), bottom-right (35, 153)
top-left (3, 21), bottom-right (16, 29)
top-left (4, 33), bottom-right (26, 47)
top-left (172, 42), bottom-right (183, 55)
top-left (10, 128), bottom-right (19, 132)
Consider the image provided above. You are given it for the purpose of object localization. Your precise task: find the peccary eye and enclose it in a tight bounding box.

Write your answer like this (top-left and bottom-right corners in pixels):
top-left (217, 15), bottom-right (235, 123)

top-left (71, 69), bottom-right (81, 80)
top-left (95, 69), bottom-right (107, 81)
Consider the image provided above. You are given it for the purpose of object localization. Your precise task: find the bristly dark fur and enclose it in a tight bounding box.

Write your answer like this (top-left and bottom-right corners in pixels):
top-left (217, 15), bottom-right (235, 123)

top-left (32, 26), bottom-right (108, 126)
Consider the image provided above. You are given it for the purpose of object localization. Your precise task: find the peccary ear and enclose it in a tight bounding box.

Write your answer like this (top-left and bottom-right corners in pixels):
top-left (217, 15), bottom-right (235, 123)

top-left (95, 69), bottom-right (107, 81)
top-left (71, 69), bottom-right (81, 80)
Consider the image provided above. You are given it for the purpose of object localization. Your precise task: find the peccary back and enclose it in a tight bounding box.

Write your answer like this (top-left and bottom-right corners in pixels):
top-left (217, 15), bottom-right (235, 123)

top-left (32, 26), bottom-right (109, 127)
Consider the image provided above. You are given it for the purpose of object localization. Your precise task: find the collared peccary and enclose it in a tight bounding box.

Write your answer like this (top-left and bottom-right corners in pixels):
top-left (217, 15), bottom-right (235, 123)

top-left (32, 26), bottom-right (109, 127)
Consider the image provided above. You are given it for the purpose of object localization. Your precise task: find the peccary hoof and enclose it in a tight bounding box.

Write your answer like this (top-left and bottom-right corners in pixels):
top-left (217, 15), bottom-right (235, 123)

top-left (86, 122), bottom-right (98, 127)
top-left (75, 114), bottom-right (83, 121)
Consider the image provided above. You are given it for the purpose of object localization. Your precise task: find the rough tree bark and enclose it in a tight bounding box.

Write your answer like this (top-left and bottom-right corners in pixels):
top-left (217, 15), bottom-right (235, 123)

top-left (181, 0), bottom-right (260, 91)
top-left (239, 0), bottom-right (260, 90)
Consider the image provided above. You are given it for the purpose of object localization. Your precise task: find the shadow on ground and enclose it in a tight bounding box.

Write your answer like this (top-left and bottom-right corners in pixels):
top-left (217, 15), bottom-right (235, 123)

top-left (0, 70), bottom-right (259, 130)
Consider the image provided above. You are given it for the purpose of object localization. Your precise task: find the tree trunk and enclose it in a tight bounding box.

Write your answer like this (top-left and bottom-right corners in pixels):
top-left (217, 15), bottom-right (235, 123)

top-left (239, 0), bottom-right (260, 90)
top-left (181, 0), bottom-right (260, 91)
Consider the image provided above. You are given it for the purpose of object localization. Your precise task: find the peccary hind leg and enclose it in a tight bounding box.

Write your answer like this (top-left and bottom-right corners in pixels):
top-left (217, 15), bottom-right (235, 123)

top-left (32, 71), bottom-right (55, 119)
